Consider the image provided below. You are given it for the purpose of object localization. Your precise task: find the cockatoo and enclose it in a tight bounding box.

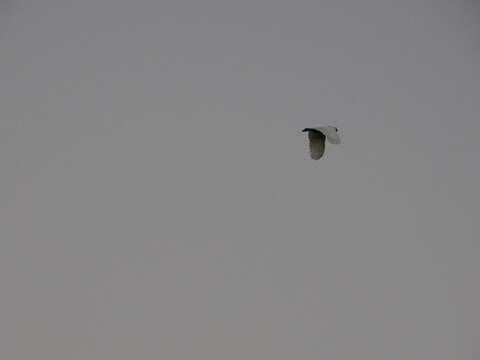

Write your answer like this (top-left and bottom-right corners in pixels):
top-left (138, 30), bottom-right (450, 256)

top-left (302, 125), bottom-right (341, 160)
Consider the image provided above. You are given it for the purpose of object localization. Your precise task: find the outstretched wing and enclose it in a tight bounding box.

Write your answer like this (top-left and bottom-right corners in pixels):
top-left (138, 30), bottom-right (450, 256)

top-left (308, 130), bottom-right (326, 160)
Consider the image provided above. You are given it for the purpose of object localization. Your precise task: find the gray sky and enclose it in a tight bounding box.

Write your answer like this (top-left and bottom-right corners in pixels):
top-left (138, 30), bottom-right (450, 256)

top-left (1, 0), bottom-right (479, 359)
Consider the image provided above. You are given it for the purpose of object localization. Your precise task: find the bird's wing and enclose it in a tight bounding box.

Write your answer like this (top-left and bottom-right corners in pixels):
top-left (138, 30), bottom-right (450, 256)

top-left (308, 130), bottom-right (326, 160)
top-left (315, 126), bottom-right (341, 145)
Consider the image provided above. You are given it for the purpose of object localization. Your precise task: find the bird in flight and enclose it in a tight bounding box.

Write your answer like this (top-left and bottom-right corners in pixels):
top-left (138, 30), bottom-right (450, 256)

top-left (302, 125), bottom-right (341, 160)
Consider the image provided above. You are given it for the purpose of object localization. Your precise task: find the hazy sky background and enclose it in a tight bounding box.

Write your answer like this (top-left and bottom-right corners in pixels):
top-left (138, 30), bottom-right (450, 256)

top-left (1, 1), bottom-right (479, 359)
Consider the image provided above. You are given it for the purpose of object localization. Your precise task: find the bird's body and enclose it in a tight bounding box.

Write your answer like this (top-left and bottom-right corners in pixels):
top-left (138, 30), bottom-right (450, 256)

top-left (302, 125), bottom-right (341, 160)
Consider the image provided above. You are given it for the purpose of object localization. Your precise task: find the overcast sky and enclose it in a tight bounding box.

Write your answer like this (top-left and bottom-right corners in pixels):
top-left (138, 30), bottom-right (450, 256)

top-left (0, 1), bottom-right (479, 359)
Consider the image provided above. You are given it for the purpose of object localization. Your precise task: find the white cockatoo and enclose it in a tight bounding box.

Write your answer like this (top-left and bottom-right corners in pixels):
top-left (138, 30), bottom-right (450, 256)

top-left (302, 125), bottom-right (341, 160)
